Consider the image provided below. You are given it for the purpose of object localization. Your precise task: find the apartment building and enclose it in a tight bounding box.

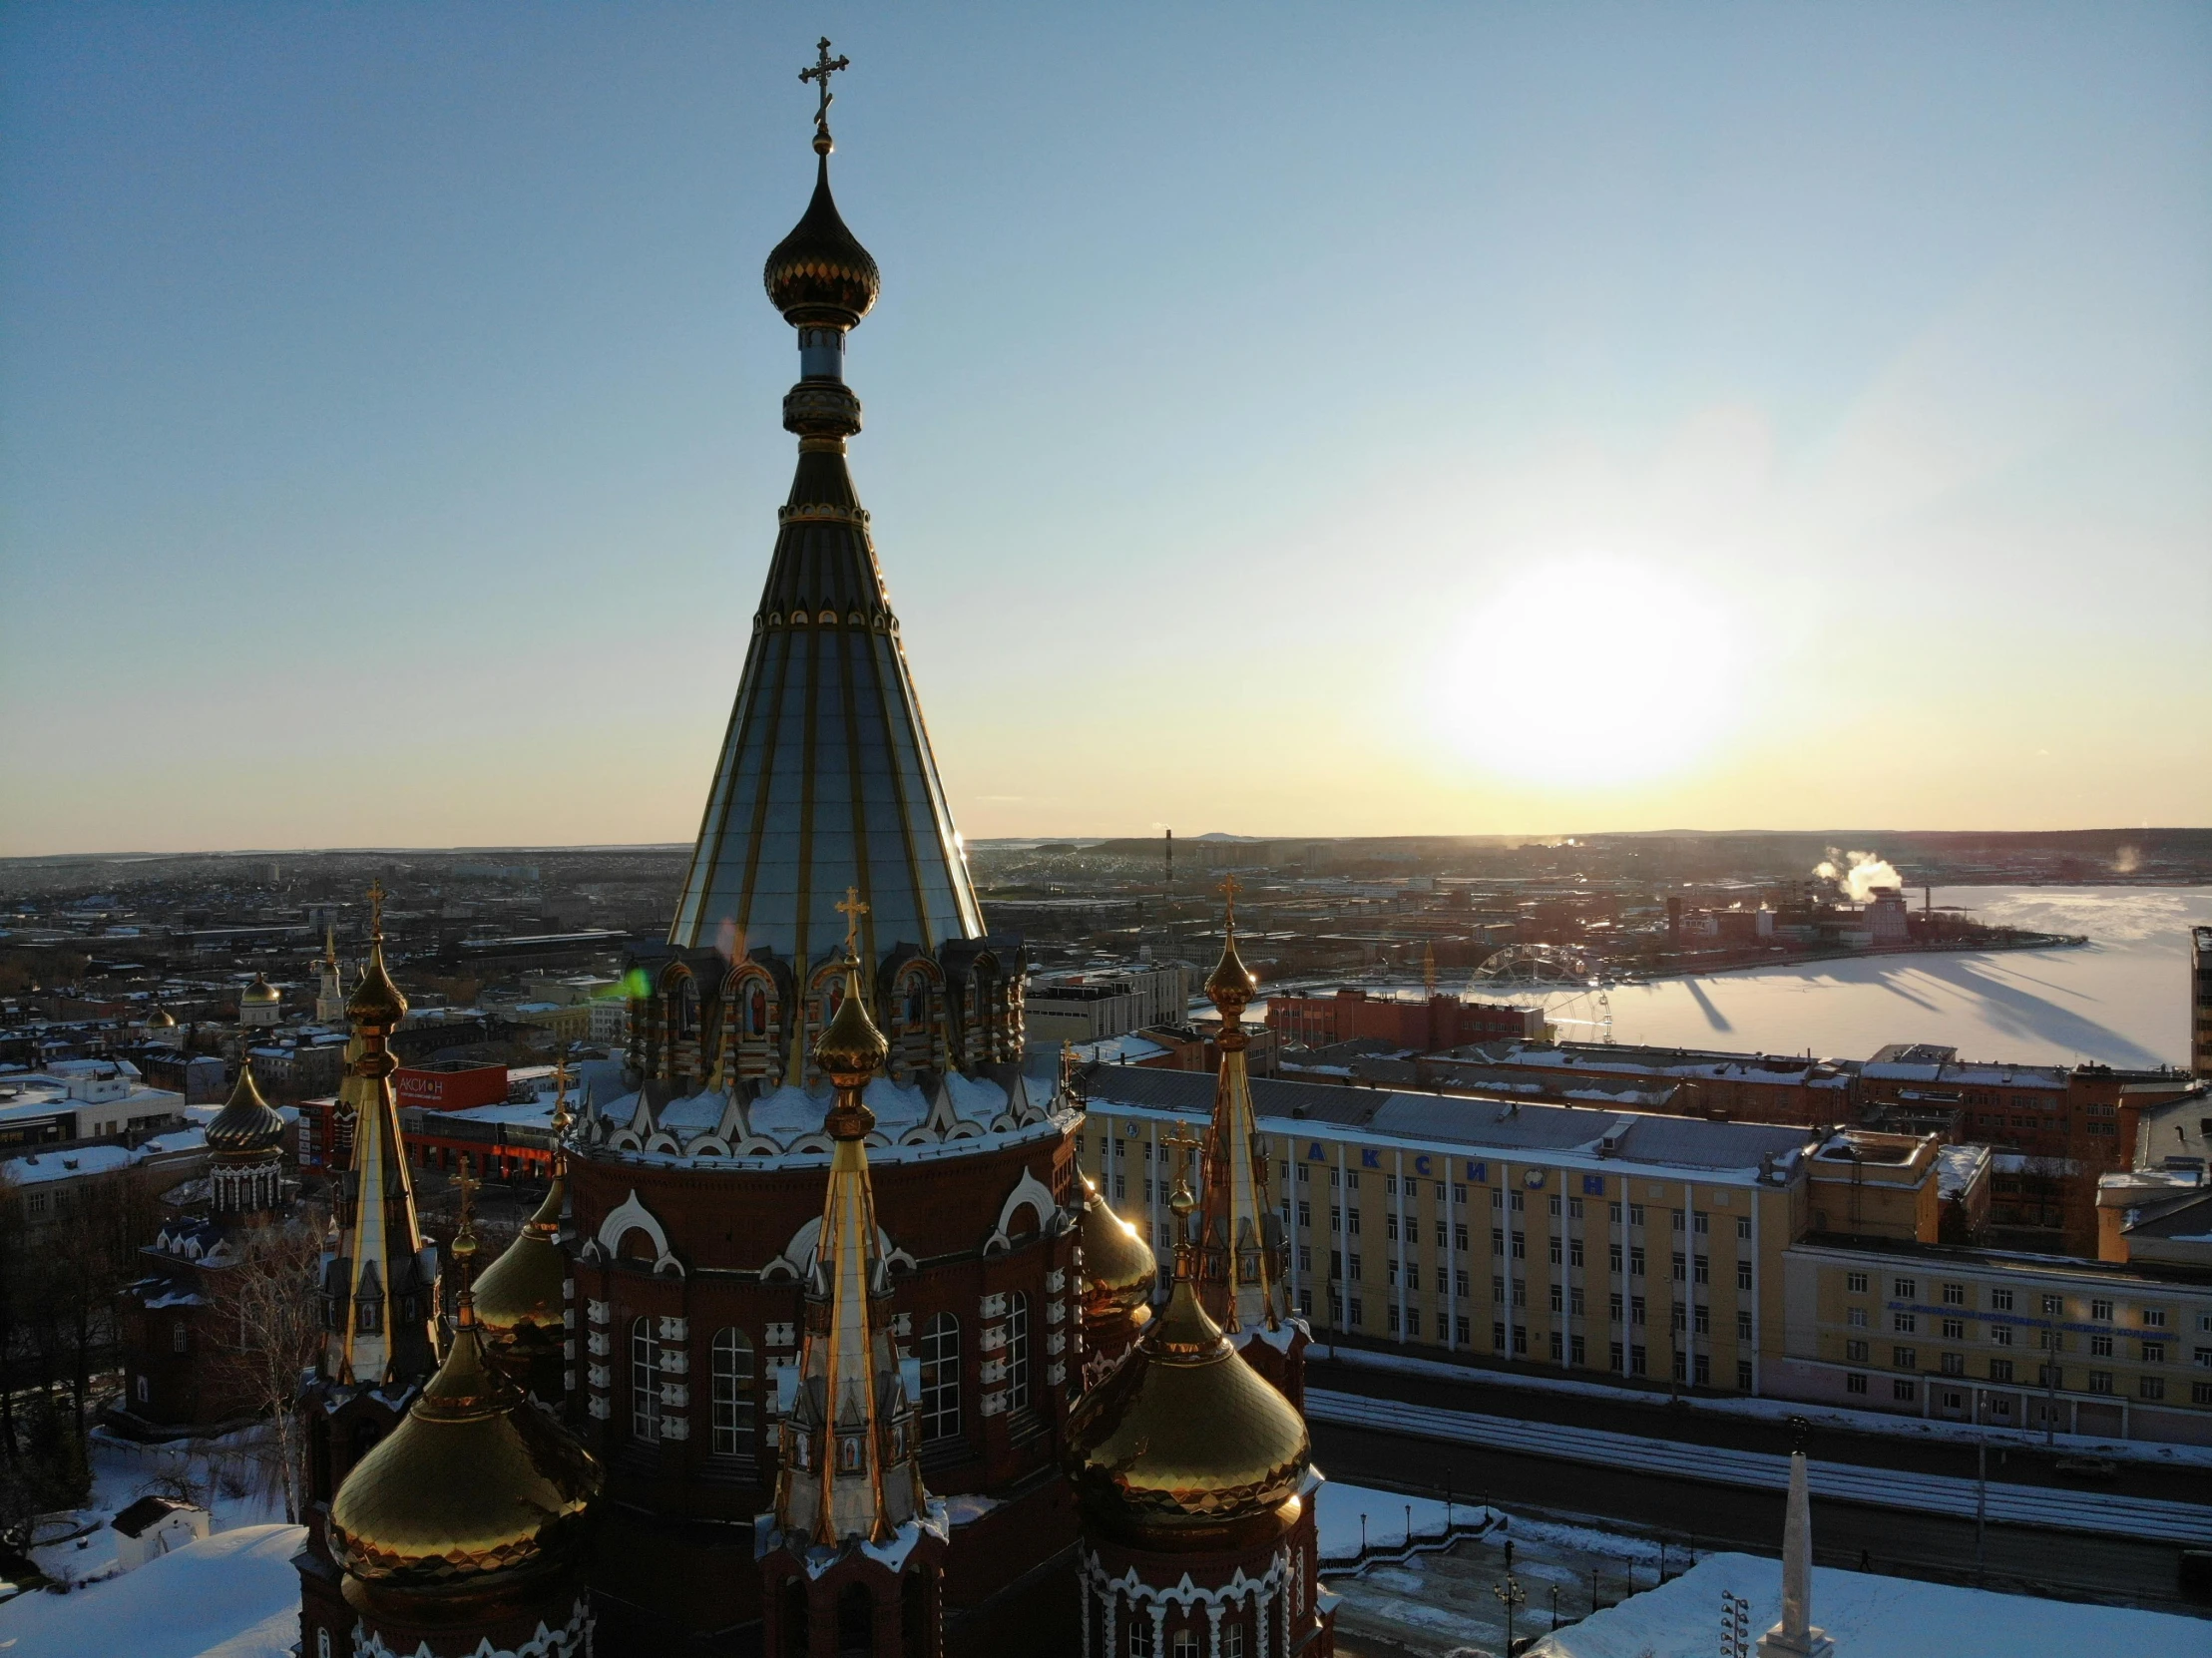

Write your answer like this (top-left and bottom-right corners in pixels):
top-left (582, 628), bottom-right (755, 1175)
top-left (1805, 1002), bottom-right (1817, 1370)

top-left (1776, 1240), bottom-right (2212, 1444)
top-left (1078, 1064), bottom-right (2212, 1444)
top-left (1026, 962), bottom-right (1195, 1044)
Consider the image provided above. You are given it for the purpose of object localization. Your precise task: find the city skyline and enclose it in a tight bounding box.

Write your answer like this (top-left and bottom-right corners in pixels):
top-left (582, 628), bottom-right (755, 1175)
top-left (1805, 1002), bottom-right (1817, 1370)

top-left (3, 5), bottom-right (2209, 857)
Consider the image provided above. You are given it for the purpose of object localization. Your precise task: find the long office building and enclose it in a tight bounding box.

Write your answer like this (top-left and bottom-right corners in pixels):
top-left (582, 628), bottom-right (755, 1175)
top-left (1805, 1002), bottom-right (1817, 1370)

top-left (1079, 1064), bottom-right (2212, 1445)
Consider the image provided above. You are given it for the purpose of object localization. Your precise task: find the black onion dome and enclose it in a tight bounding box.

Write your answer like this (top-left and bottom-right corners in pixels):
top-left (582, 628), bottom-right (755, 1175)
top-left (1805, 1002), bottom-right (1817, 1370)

top-left (207, 1057), bottom-right (286, 1153)
top-left (764, 152), bottom-right (880, 329)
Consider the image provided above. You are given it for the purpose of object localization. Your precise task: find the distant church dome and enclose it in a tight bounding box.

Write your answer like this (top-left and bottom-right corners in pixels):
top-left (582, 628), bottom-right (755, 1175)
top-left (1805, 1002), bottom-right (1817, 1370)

top-left (145, 1006), bottom-right (178, 1029)
top-left (241, 973), bottom-right (280, 1006)
top-left (763, 141), bottom-right (880, 330)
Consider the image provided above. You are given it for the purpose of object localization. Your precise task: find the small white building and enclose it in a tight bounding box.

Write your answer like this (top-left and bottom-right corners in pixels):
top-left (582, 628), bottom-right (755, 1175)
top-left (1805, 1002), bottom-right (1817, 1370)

top-left (109, 1495), bottom-right (210, 1569)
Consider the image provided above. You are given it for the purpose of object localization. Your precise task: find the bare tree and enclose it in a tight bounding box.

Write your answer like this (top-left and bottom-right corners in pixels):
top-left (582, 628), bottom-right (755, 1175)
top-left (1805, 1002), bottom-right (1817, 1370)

top-left (211, 1209), bottom-right (328, 1524)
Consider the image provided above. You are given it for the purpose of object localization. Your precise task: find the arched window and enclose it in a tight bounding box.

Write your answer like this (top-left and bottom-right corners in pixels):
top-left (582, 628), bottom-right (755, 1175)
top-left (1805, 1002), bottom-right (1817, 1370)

top-left (918, 1313), bottom-right (961, 1443)
top-left (631, 1316), bottom-right (662, 1442)
top-left (1004, 1293), bottom-right (1030, 1414)
top-left (711, 1328), bottom-right (754, 1456)
top-left (836, 1583), bottom-right (873, 1651)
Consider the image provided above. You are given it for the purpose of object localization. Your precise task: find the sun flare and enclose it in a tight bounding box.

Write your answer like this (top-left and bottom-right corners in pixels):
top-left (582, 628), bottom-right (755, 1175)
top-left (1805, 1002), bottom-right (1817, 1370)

top-left (1421, 557), bottom-right (1749, 788)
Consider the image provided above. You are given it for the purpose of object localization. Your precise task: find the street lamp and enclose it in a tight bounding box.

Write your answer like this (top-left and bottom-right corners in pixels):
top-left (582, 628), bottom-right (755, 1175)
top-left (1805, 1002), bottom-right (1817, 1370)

top-left (1493, 1575), bottom-right (1527, 1651)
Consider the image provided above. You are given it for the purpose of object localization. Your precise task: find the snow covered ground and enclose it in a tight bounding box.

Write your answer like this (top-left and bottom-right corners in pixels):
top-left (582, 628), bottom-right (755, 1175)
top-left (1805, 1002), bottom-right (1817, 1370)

top-left (1317, 1479), bottom-right (1491, 1560)
top-left (24, 1428), bottom-right (287, 1590)
top-left (1523, 1552), bottom-right (2209, 1658)
top-left (0, 1523), bottom-right (304, 1658)
top-left (1321, 1344), bottom-right (2212, 1469)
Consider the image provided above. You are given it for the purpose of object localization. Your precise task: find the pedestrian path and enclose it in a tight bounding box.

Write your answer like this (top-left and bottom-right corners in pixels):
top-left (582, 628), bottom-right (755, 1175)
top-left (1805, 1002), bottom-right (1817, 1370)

top-left (1307, 1388), bottom-right (2212, 1545)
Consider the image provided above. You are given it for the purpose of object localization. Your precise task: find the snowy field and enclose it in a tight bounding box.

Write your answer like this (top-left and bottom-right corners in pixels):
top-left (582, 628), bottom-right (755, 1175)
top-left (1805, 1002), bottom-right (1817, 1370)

top-left (0, 1428), bottom-right (297, 1658)
top-left (1524, 1552), bottom-right (2210, 1658)
top-left (0, 1524), bottom-right (304, 1658)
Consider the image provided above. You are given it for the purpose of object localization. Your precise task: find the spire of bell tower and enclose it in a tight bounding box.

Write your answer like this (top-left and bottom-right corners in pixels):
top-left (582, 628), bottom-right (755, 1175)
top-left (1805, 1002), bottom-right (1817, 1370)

top-left (321, 881), bottom-right (440, 1388)
top-left (771, 925), bottom-right (927, 1545)
top-left (1194, 876), bottom-right (1310, 1406)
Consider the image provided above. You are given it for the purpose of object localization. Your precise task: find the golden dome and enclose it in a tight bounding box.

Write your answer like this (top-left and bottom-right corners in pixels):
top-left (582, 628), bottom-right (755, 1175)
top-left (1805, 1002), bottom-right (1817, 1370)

top-left (241, 973), bottom-right (281, 1006)
top-left (471, 1177), bottom-right (566, 1354)
top-left (328, 1300), bottom-right (599, 1587)
top-left (764, 150), bottom-right (880, 330)
top-left (1205, 928), bottom-right (1255, 1020)
top-left (1079, 1173), bottom-right (1157, 1323)
top-left (207, 1056), bottom-right (286, 1153)
top-left (348, 940), bottom-right (408, 1031)
top-left (1065, 1191), bottom-right (1308, 1543)
top-left (145, 1005), bottom-right (177, 1029)
top-left (813, 966), bottom-right (889, 1086)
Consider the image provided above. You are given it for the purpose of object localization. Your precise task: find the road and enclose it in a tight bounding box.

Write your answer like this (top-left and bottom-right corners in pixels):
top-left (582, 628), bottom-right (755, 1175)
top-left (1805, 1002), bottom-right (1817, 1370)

top-left (1306, 1354), bottom-right (2211, 1506)
top-left (1312, 1420), bottom-right (2208, 1618)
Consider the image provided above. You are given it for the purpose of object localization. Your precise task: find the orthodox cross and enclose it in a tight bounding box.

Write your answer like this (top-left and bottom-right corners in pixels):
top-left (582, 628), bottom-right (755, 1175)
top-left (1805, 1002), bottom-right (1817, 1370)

top-left (1162, 1120), bottom-right (1204, 1179)
top-left (1219, 872), bottom-right (1242, 932)
top-left (835, 885), bottom-right (869, 959)
top-left (799, 37), bottom-right (850, 135)
top-left (550, 1052), bottom-right (573, 1133)
top-left (366, 878), bottom-right (386, 938)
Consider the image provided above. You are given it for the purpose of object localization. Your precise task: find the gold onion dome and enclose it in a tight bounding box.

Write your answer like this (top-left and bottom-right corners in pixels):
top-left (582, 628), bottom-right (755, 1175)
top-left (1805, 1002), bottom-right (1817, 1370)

top-left (763, 147), bottom-right (880, 329)
top-left (207, 1056), bottom-right (286, 1152)
top-left (241, 972), bottom-right (280, 1006)
top-left (328, 1239), bottom-right (600, 1589)
top-left (470, 1180), bottom-right (565, 1350)
top-left (146, 1005), bottom-right (177, 1028)
top-left (348, 941), bottom-right (408, 1030)
top-left (1205, 929), bottom-right (1256, 1020)
top-left (1065, 1188), bottom-right (1308, 1541)
top-left (813, 965), bottom-right (890, 1087)
top-left (1079, 1173), bottom-right (1157, 1324)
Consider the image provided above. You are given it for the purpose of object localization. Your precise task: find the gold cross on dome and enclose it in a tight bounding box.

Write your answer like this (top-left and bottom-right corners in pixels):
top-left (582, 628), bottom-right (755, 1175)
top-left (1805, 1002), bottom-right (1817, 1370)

top-left (799, 37), bottom-right (850, 134)
top-left (1162, 1120), bottom-right (1203, 1166)
top-left (366, 879), bottom-right (386, 939)
top-left (456, 1154), bottom-right (480, 1234)
top-left (1219, 872), bottom-right (1243, 930)
top-left (835, 885), bottom-right (869, 958)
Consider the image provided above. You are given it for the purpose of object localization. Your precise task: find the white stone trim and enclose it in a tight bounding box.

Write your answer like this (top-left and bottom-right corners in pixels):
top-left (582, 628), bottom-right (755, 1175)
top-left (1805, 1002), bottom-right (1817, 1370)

top-left (352, 1594), bottom-right (592, 1658)
top-left (983, 1167), bottom-right (1061, 1254)
top-left (596, 1191), bottom-right (681, 1276)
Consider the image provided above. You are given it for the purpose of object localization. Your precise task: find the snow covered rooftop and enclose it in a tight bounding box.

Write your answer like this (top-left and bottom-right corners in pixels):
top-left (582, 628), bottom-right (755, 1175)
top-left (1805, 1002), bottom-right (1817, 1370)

top-left (1525, 1551), bottom-right (2206, 1657)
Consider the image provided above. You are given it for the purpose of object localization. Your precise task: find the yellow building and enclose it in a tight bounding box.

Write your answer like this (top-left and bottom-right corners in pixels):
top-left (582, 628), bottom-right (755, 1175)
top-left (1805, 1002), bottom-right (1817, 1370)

top-left (1079, 1065), bottom-right (2212, 1445)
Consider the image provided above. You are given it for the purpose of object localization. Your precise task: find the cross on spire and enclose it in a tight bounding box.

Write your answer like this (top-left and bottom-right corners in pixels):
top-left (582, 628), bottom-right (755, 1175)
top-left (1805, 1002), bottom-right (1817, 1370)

top-left (366, 878), bottom-right (386, 940)
top-left (1219, 872), bottom-right (1243, 932)
top-left (799, 37), bottom-right (850, 137)
top-left (835, 885), bottom-right (869, 959)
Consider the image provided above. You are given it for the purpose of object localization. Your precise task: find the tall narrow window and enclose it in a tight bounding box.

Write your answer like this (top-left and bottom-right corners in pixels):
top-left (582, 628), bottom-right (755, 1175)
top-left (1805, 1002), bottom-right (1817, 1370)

top-left (711, 1328), bottom-right (755, 1456)
top-left (919, 1313), bottom-right (961, 1442)
top-left (1005, 1293), bottom-right (1031, 1414)
top-left (631, 1316), bottom-right (662, 1442)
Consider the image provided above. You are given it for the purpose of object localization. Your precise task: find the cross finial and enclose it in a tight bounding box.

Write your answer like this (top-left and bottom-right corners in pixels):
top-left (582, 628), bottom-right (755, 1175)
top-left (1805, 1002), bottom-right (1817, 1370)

top-left (366, 879), bottom-right (386, 941)
top-left (799, 37), bottom-right (851, 138)
top-left (1162, 1120), bottom-right (1203, 1165)
top-left (456, 1153), bottom-right (480, 1234)
top-left (1219, 872), bottom-right (1242, 932)
top-left (835, 885), bottom-right (869, 960)
top-left (550, 1051), bottom-right (574, 1135)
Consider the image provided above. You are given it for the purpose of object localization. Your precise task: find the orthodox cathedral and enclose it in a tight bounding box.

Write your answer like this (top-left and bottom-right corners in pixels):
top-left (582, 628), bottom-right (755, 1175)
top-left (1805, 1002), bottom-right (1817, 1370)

top-left (292, 42), bottom-right (1336, 1658)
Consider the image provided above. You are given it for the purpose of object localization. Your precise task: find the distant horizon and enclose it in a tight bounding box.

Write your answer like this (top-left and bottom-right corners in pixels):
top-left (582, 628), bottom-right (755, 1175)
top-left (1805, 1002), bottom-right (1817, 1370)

top-left (6, 824), bottom-right (2212, 869)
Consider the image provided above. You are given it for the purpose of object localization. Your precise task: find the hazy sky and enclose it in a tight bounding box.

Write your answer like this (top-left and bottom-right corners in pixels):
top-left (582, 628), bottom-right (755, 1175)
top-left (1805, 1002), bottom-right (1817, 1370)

top-left (3, 3), bottom-right (2208, 856)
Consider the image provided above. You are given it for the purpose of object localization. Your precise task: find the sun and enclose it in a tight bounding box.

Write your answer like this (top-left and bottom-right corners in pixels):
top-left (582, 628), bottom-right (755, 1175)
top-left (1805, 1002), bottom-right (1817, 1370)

top-left (1420, 556), bottom-right (1749, 788)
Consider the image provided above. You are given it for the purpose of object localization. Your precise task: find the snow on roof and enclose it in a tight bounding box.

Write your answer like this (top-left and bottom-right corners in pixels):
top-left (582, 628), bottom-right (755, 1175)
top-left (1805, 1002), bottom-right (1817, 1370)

top-left (1937, 1143), bottom-right (1991, 1197)
top-left (1525, 1550), bottom-right (2205, 1657)
top-left (0, 1521), bottom-right (305, 1658)
top-left (112, 1494), bottom-right (200, 1536)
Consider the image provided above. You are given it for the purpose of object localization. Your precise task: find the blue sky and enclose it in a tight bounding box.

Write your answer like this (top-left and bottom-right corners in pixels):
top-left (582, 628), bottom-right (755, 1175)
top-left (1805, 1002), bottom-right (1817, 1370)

top-left (3, 3), bottom-right (2207, 853)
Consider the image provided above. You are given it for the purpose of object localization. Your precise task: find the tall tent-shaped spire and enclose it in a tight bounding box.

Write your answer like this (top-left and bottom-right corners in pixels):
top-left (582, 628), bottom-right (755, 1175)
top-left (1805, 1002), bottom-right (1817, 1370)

top-left (1195, 880), bottom-right (1300, 1372)
top-left (665, 59), bottom-right (984, 978)
top-left (321, 882), bottom-right (440, 1389)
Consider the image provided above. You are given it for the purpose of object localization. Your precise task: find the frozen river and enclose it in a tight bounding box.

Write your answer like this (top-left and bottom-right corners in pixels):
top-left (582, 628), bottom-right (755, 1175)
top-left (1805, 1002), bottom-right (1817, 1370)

top-left (1285, 887), bottom-right (2212, 1072)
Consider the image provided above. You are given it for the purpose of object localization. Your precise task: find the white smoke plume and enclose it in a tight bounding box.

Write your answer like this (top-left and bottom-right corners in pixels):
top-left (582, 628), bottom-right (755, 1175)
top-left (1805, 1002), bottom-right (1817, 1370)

top-left (1814, 849), bottom-right (1903, 905)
